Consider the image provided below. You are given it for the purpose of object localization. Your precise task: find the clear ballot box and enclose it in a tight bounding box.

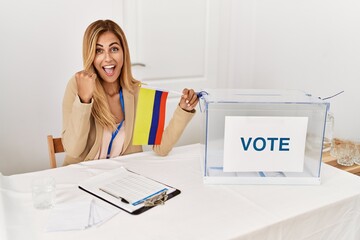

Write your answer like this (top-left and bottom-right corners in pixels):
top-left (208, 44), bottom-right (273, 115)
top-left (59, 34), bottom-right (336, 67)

top-left (199, 89), bottom-right (329, 185)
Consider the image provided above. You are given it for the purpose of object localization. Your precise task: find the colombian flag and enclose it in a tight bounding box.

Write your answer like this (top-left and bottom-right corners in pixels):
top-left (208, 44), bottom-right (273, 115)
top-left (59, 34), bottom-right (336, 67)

top-left (133, 87), bottom-right (169, 145)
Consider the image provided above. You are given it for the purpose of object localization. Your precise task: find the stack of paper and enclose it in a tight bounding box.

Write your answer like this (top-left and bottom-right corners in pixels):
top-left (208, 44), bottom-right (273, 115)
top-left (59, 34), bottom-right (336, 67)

top-left (46, 199), bottom-right (119, 232)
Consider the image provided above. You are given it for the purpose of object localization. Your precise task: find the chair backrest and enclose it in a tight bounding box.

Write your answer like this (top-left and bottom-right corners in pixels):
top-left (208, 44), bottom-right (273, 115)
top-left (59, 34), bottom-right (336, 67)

top-left (47, 135), bottom-right (64, 168)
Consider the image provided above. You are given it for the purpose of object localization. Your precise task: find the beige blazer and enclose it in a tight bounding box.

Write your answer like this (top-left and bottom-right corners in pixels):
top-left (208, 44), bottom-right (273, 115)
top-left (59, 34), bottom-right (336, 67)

top-left (62, 76), bottom-right (195, 165)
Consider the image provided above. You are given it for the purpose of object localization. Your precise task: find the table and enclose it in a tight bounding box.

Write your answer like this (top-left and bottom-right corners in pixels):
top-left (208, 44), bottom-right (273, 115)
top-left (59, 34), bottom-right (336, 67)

top-left (1, 144), bottom-right (360, 240)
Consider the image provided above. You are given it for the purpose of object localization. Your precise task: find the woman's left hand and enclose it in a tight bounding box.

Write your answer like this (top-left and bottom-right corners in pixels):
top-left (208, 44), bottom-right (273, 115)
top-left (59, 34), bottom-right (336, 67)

top-left (179, 88), bottom-right (199, 112)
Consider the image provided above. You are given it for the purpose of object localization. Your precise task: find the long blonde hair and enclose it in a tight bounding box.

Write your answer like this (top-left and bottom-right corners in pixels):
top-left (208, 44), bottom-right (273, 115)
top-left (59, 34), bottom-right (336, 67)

top-left (82, 19), bottom-right (139, 130)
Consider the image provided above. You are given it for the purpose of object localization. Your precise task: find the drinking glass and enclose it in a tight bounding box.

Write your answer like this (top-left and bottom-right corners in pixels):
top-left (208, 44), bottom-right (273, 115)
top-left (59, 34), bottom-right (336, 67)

top-left (32, 176), bottom-right (56, 209)
top-left (332, 140), bottom-right (354, 167)
top-left (352, 140), bottom-right (360, 165)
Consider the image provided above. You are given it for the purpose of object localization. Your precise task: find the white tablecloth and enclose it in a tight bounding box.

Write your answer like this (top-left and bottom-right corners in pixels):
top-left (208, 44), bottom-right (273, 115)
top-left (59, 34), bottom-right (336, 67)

top-left (1, 144), bottom-right (360, 240)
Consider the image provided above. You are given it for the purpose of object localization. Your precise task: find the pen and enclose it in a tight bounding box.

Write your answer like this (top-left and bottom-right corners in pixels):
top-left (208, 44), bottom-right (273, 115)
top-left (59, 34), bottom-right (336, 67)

top-left (99, 188), bottom-right (130, 204)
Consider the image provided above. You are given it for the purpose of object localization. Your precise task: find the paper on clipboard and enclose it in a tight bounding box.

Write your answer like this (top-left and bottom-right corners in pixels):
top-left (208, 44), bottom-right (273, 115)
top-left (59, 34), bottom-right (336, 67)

top-left (78, 167), bottom-right (180, 215)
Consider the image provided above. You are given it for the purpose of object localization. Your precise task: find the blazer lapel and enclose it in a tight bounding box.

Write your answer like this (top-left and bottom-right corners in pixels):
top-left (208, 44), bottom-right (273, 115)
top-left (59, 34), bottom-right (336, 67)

top-left (122, 88), bottom-right (135, 153)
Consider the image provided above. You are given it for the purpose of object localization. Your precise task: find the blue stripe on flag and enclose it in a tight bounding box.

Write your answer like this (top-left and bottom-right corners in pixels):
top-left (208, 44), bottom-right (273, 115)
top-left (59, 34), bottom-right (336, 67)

top-left (148, 90), bottom-right (162, 144)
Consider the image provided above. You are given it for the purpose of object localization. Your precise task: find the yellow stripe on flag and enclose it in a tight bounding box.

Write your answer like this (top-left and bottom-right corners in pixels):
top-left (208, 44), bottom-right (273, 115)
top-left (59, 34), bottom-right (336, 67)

top-left (133, 88), bottom-right (156, 145)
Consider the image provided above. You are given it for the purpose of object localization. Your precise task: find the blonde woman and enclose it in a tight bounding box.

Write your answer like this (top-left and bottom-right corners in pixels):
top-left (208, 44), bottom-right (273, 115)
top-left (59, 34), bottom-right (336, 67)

top-left (62, 19), bottom-right (198, 165)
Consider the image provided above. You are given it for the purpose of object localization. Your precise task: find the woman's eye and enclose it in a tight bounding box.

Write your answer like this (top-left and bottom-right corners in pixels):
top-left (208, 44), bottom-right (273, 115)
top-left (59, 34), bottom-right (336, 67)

top-left (96, 49), bottom-right (103, 54)
top-left (111, 47), bottom-right (119, 52)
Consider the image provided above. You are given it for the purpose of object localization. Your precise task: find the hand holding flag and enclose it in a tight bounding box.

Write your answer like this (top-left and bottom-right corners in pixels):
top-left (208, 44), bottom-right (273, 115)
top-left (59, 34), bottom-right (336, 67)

top-left (179, 88), bottom-right (199, 112)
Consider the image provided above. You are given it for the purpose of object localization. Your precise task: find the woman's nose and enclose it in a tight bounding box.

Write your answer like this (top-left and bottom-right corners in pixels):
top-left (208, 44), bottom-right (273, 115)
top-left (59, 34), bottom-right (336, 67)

top-left (104, 51), bottom-right (112, 61)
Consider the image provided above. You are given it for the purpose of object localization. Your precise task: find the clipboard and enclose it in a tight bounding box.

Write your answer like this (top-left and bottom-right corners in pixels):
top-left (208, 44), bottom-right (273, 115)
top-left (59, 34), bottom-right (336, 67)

top-left (78, 167), bottom-right (181, 215)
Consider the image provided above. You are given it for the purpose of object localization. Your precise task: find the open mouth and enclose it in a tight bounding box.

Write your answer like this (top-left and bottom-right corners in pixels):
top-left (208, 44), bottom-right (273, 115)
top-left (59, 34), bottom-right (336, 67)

top-left (103, 65), bottom-right (115, 76)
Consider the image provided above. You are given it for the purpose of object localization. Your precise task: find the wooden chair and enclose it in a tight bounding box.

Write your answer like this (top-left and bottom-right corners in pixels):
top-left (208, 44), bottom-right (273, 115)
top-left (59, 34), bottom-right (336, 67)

top-left (47, 135), bottom-right (64, 168)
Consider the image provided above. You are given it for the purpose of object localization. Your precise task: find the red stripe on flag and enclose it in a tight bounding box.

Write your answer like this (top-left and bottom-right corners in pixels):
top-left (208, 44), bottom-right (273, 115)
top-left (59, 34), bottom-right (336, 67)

top-left (154, 91), bottom-right (168, 144)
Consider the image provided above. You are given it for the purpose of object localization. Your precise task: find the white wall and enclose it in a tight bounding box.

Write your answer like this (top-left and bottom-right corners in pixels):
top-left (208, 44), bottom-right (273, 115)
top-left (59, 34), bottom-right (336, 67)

top-left (0, 0), bottom-right (123, 175)
top-left (1, 0), bottom-right (359, 175)
top-left (223, 0), bottom-right (360, 140)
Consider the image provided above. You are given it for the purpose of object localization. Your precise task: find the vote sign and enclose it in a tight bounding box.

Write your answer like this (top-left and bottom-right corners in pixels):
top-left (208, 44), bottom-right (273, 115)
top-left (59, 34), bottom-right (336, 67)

top-left (223, 116), bottom-right (308, 172)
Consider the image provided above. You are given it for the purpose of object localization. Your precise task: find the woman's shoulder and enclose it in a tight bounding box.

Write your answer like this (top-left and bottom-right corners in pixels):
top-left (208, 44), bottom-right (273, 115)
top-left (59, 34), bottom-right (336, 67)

top-left (124, 80), bottom-right (141, 96)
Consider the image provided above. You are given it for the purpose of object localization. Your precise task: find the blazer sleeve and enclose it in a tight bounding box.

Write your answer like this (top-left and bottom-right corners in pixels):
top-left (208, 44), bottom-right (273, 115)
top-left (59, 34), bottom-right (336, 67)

top-left (152, 105), bottom-right (195, 156)
top-left (61, 76), bottom-right (93, 158)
